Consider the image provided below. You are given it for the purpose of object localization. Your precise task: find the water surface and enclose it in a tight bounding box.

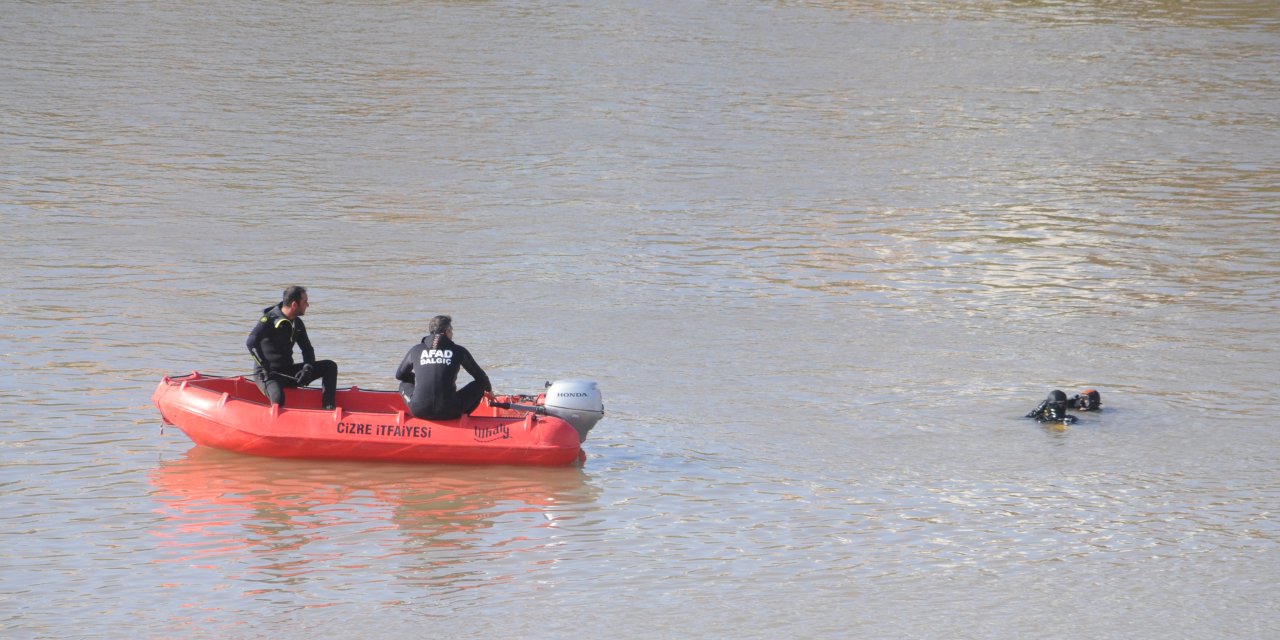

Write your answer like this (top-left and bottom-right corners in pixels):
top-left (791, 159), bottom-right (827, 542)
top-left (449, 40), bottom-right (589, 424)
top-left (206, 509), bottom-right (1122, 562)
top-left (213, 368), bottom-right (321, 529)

top-left (2, 1), bottom-right (1278, 638)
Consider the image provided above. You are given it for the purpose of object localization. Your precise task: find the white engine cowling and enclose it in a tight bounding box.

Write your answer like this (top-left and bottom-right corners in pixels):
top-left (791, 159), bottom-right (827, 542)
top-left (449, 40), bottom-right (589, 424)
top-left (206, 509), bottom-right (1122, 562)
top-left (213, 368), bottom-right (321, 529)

top-left (543, 380), bottom-right (604, 443)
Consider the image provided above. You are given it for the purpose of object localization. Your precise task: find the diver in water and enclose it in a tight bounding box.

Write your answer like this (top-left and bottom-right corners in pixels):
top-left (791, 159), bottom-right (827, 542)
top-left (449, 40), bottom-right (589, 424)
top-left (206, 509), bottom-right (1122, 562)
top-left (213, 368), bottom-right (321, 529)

top-left (1025, 388), bottom-right (1102, 424)
top-left (1069, 388), bottom-right (1102, 411)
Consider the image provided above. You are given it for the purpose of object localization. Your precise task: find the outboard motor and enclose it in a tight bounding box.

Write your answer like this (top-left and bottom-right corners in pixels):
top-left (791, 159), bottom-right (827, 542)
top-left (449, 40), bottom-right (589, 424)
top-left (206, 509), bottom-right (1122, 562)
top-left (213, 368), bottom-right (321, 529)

top-left (543, 380), bottom-right (604, 443)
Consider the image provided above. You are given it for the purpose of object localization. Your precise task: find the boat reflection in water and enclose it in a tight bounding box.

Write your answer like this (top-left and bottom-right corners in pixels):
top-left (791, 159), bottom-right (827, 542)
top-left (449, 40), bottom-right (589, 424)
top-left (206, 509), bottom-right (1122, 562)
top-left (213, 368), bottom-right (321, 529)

top-left (148, 446), bottom-right (599, 593)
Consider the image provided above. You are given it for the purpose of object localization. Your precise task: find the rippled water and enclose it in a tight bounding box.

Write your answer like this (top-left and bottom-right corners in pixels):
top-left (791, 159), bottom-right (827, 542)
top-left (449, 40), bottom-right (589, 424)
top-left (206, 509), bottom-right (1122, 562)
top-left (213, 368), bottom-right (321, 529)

top-left (3, 1), bottom-right (1279, 638)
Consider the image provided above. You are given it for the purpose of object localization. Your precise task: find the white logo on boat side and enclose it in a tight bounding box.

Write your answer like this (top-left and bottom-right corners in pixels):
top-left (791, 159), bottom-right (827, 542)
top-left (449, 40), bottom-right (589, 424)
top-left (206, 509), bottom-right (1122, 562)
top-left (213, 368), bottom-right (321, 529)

top-left (420, 348), bottom-right (453, 365)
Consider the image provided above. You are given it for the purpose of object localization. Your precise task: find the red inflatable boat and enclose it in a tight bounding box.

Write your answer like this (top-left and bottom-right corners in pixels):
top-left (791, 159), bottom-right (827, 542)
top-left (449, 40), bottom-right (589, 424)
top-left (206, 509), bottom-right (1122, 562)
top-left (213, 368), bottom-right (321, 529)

top-left (152, 373), bottom-right (603, 467)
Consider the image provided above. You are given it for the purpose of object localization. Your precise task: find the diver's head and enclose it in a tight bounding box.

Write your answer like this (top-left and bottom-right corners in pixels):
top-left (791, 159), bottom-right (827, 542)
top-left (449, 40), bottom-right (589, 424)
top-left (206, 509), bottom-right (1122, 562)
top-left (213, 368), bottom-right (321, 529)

top-left (1072, 389), bottom-right (1102, 411)
top-left (1046, 390), bottom-right (1069, 417)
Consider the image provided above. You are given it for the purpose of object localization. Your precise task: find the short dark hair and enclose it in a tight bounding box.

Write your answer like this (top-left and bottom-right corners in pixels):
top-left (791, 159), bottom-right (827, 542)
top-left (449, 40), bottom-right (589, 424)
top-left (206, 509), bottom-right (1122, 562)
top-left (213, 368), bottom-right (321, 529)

top-left (282, 286), bottom-right (307, 306)
top-left (428, 315), bottom-right (452, 335)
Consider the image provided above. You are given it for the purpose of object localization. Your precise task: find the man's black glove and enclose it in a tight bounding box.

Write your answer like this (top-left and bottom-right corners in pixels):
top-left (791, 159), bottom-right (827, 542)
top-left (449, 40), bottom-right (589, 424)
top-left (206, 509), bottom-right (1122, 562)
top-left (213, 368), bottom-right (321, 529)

top-left (294, 363), bottom-right (314, 384)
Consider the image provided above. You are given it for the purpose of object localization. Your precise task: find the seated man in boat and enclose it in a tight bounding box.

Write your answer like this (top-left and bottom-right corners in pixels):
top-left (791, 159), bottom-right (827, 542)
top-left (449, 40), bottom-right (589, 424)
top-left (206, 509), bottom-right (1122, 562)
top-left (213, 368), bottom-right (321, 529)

top-left (395, 315), bottom-right (492, 420)
top-left (246, 285), bottom-right (339, 410)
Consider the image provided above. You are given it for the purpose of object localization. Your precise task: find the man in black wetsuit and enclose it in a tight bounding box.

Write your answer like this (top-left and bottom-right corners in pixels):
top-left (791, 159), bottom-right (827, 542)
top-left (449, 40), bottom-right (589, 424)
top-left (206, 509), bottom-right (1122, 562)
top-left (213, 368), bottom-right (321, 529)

top-left (246, 286), bottom-right (339, 410)
top-left (395, 315), bottom-right (491, 420)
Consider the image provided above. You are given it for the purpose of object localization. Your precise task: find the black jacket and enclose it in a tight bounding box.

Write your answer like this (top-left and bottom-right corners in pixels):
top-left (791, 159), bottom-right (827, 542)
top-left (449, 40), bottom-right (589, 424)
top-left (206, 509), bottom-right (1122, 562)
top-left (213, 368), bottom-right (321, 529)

top-left (246, 304), bottom-right (315, 374)
top-left (395, 334), bottom-right (491, 419)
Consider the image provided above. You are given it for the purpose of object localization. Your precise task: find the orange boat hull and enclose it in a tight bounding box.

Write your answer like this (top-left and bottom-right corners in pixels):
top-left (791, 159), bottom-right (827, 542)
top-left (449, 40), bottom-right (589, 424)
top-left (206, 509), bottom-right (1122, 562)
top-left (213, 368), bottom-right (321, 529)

top-left (152, 373), bottom-right (584, 466)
